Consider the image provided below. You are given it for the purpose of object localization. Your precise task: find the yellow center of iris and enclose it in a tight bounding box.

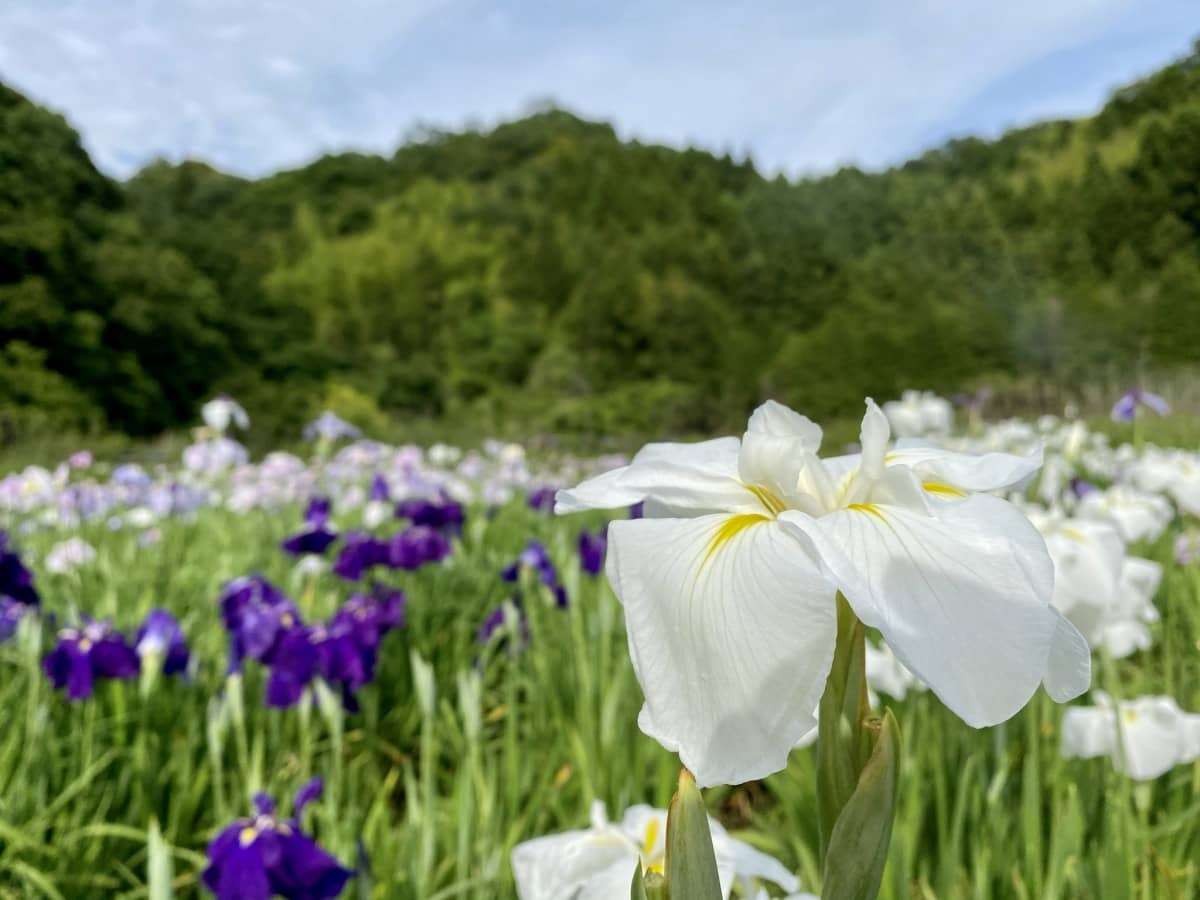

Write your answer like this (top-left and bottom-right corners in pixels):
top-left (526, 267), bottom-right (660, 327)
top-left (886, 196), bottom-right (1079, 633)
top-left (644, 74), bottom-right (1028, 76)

top-left (705, 514), bottom-right (767, 563)
top-left (239, 826), bottom-right (258, 847)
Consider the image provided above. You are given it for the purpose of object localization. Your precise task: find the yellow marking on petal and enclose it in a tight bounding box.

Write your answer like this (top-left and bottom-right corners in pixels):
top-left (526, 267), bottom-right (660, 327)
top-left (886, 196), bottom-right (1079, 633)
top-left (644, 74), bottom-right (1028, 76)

top-left (704, 514), bottom-right (767, 564)
top-left (745, 483), bottom-right (786, 516)
top-left (1122, 708), bottom-right (1139, 724)
top-left (647, 861), bottom-right (665, 875)
top-left (847, 503), bottom-right (885, 519)
top-left (922, 481), bottom-right (967, 498)
top-left (1061, 527), bottom-right (1086, 542)
top-left (642, 819), bottom-right (660, 858)
top-left (239, 826), bottom-right (258, 847)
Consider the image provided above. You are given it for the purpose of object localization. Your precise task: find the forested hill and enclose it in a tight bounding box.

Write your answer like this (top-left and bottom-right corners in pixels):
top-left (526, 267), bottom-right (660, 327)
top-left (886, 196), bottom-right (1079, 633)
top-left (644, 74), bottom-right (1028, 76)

top-left (4, 44), bottom-right (1200, 444)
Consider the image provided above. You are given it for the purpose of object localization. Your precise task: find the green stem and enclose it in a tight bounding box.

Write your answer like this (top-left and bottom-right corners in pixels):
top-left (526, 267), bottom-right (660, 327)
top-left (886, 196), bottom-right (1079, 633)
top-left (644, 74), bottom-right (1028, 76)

top-left (816, 594), bottom-right (872, 861)
top-left (816, 595), bottom-right (902, 900)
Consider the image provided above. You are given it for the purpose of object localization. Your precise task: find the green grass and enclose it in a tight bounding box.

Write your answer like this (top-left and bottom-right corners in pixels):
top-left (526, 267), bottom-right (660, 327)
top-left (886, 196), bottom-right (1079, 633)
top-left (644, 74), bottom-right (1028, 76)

top-left (0, 498), bottom-right (1198, 898)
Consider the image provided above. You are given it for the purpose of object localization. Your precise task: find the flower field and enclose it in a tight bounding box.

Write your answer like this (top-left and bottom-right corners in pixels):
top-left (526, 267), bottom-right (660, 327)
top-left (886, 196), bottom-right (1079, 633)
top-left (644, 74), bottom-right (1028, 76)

top-left (1, 396), bottom-right (1198, 899)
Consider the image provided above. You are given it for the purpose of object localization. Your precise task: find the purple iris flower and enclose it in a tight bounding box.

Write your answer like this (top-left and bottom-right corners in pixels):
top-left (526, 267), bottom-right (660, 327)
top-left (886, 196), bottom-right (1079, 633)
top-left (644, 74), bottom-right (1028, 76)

top-left (0, 597), bottom-right (29, 642)
top-left (203, 780), bottom-right (352, 900)
top-left (332, 533), bottom-right (389, 581)
top-left (277, 586), bottom-right (406, 711)
top-left (135, 609), bottom-right (191, 676)
top-left (43, 620), bottom-right (140, 700)
top-left (219, 576), bottom-right (303, 671)
top-left (318, 587), bottom-right (405, 698)
top-left (387, 526), bottom-right (451, 570)
top-left (629, 502), bottom-right (645, 519)
top-left (395, 495), bottom-right (463, 534)
top-left (501, 541), bottom-right (567, 607)
top-left (369, 474), bottom-right (390, 503)
top-left (265, 628), bottom-right (319, 708)
top-left (526, 486), bottom-right (556, 513)
top-left (0, 531), bottom-right (39, 607)
top-left (577, 529), bottom-right (607, 576)
top-left (330, 585), bottom-right (405, 651)
top-left (1111, 388), bottom-right (1170, 423)
top-left (282, 497), bottom-right (339, 557)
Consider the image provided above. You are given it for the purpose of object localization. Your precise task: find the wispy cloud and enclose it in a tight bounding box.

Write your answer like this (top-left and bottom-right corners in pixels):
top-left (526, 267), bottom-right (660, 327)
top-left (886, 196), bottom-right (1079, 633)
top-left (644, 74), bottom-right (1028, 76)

top-left (0, 0), bottom-right (1193, 178)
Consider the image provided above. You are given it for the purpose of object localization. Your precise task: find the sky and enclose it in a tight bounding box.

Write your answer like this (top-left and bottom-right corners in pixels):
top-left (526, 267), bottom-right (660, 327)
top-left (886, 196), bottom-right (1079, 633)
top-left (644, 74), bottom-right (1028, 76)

top-left (0, 1), bottom-right (1195, 180)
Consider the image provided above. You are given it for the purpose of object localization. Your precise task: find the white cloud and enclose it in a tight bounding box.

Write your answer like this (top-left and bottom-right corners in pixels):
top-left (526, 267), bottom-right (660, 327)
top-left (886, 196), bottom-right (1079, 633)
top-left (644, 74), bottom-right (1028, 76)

top-left (0, 0), bottom-right (1191, 178)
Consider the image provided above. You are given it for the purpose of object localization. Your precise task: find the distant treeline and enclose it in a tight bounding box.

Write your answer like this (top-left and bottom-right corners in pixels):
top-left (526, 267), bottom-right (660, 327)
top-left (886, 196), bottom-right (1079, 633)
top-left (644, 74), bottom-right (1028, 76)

top-left (3, 42), bottom-right (1200, 444)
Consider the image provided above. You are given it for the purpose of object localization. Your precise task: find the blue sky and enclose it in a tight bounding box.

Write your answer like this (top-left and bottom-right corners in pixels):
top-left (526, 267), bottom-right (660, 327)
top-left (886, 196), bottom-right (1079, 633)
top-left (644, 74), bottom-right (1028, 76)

top-left (0, 1), bottom-right (1194, 179)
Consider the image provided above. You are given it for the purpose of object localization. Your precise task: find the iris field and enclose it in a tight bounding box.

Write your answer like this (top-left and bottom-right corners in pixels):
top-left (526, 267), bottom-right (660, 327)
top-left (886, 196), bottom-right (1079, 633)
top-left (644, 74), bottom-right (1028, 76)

top-left (0, 400), bottom-right (1198, 899)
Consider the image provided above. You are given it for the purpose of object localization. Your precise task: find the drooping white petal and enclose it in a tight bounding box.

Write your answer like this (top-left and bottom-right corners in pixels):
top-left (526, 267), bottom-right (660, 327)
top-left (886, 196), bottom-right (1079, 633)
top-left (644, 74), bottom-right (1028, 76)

top-left (555, 437), bottom-right (759, 516)
top-left (859, 398), bottom-right (890, 482)
top-left (887, 440), bottom-right (1043, 494)
top-left (1044, 608), bottom-right (1094, 702)
top-left (606, 516), bottom-right (837, 786)
top-left (781, 494), bottom-right (1090, 727)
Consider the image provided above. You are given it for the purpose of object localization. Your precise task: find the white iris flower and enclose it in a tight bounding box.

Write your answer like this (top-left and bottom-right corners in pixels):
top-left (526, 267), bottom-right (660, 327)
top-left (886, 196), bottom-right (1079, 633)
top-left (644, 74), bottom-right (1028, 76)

top-left (558, 399), bottom-right (1091, 786)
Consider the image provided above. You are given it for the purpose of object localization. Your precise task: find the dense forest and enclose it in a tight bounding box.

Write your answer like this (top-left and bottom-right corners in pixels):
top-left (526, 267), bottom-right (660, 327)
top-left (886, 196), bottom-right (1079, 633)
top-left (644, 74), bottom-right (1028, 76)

top-left (3, 43), bottom-right (1200, 445)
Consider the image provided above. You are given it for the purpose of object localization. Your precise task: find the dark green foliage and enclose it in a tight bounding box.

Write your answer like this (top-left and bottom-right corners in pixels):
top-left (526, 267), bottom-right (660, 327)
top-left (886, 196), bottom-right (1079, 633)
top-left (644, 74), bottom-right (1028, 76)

top-left (5, 44), bottom-right (1200, 444)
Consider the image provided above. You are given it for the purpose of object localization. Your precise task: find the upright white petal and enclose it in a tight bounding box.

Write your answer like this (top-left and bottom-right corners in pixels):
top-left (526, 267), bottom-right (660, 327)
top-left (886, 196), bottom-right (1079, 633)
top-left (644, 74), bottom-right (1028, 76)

top-left (732, 401), bottom-right (823, 514)
top-left (859, 399), bottom-right (890, 482)
top-left (745, 399), bottom-right (823, 447)
top-left (782, 494), bottom-right (1090, 727)
top-left (607, 516), bottom-right (837, 786)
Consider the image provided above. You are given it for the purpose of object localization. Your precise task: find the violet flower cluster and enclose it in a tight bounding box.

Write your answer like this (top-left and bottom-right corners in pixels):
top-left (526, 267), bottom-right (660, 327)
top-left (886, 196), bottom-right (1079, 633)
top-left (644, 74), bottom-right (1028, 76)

top-left (43, 609), bottom-right (190, 700)
top-left (280, 493), bottom-right (459, 580)
top-left (219, 575), bottom-right (405, 710)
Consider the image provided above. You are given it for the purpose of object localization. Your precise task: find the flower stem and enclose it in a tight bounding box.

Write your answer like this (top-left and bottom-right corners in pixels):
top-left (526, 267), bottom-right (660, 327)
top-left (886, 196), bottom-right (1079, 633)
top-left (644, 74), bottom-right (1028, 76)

top-left (816, 594), bottom-right (872, 860)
